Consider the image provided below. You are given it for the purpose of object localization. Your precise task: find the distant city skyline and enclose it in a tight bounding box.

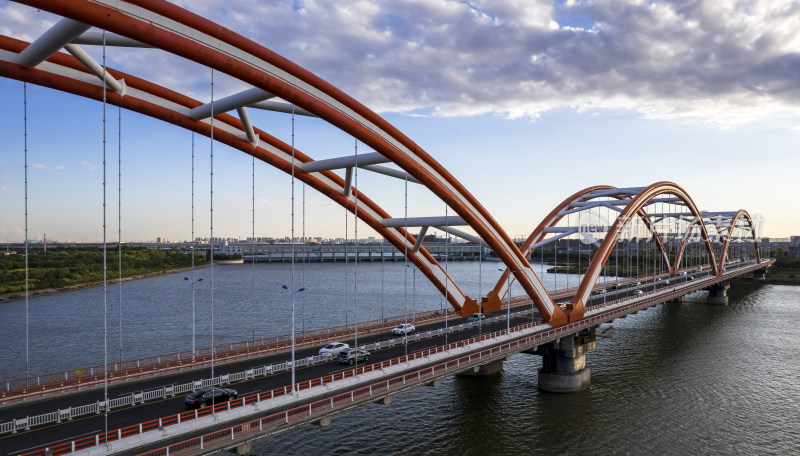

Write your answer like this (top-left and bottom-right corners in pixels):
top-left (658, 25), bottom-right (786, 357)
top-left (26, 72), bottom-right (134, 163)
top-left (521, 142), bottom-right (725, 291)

top-left (1, 1), bottom-right (799, 244)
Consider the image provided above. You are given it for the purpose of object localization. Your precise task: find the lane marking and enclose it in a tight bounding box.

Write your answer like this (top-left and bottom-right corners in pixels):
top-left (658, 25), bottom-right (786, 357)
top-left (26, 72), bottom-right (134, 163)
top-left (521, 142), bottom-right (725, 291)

top-left (13, 429), bottom-right (101, 454)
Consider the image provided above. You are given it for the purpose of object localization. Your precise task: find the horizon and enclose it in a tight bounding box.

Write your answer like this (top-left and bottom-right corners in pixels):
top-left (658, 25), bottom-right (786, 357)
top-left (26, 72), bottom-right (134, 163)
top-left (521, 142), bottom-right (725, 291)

top-left (1, 1), bottom-right (799, 243)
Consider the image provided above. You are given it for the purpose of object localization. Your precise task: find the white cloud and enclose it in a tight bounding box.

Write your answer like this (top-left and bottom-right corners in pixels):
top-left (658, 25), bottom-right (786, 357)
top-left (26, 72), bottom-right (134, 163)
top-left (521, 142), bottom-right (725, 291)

top-left (31, 163), bottom-right (44, 169)
top-left (3, 0), bottom-right (800, 124)
top-left (80, 161), bottom-right (95, 171)
top-left (54, 165), bottom-right (66, 170)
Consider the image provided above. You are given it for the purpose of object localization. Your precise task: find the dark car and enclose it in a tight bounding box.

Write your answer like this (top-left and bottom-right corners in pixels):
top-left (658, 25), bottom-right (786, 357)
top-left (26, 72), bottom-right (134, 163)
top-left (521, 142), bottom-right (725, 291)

top-left (467, 313), bottom-right (486, 323)
top-left (337, 347), bottom-right (370, 364)
top-left (184, 387), bottom-right (238, 408)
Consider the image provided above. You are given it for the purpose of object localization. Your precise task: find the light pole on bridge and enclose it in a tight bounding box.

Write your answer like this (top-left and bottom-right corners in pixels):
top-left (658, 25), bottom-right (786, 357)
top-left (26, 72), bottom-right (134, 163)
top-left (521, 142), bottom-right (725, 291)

top-left (282, 284), bottom-right (305, 396)
top-left (183, 276), bottom-right (204, 359)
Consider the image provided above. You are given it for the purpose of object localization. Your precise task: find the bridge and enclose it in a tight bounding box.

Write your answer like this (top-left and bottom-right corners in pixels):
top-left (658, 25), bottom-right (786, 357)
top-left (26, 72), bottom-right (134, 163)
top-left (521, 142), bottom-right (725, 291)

top-left (0, 1), bottom-right (773, 455)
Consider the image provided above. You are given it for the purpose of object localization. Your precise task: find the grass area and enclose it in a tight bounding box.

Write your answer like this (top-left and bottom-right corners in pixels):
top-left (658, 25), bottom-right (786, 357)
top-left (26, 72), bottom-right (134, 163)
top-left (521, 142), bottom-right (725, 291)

top-left (0, 247), bottom-right (208, 294)
top-left (765, 249), bottom-right (800, 285)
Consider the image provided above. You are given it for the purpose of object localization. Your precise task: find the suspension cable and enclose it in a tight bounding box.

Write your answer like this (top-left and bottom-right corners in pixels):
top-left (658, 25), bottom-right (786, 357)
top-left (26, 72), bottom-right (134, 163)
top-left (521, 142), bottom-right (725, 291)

top-left (209, 68), bottom-right (215, 410)
top-left (444, 203), bottom-right (449, 345)
top-left (290, 104), bottom-right (297, 395)
top-left (353, 138), bottom-right (359, 364)
top-left (302, 179), bottom-right (306, 337)
top-left (117, 104), bottom-right (123, 364)
top-left (191, 132), bottom-right (196, 358)
top-left (403, 172), bottom-right (408, 356)
top-left (101, 26), bottom-right (109, 444)
top-left (251, 154), bottom-right (255, 345)
top-left (23, 82), bottom-right (29, 388)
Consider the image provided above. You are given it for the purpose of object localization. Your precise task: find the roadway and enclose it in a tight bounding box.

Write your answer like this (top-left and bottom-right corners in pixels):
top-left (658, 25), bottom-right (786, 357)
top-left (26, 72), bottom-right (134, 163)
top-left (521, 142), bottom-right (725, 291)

top-left (0, 260), bottom-right (765, 456)
top-left (0, 311), bottom-right (536, 456)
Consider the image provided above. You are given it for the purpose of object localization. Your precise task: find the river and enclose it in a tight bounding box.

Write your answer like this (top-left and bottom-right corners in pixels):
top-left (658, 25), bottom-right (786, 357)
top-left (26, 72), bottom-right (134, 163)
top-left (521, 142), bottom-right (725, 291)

top-left (1, 263), bottom-right (798, 454)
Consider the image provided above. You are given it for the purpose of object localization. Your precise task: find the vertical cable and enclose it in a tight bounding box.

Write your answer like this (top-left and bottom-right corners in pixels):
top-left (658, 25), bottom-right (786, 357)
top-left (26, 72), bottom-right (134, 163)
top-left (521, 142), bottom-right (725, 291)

top-left (209, 68), bottom-right (215, 410)
top-left (403, 173), bottom-right (408, 357)
top-left (101, 27), bottom-right (109, 444)
top-left (301, 181), bottom-right (306, 337)
top-left (444, 204), bottom-right (449, 345)
top-left (251, 155), bottom-right (255, 345)
top-left (353, 138), bottom-right (358, 365)
top-left (117, 105), bottom-right (123, 364)
top-left (290, 105), bottom-right (296, 395)
top-left (380, 215), bottom-right (385, 322)
top-left (190, 132), bottom-right (196, 359)
top-left (23, 82), bottom-right (29, 388)
top-left (344, 178), bottom-right (348, 328)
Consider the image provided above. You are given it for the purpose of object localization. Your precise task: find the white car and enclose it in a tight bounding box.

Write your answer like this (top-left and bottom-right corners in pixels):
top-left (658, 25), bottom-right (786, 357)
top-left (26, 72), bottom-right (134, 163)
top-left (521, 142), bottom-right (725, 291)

top-left (392, 323), bottom-right (416, 336)
top-left (318, 342), bottom-right (349, 357)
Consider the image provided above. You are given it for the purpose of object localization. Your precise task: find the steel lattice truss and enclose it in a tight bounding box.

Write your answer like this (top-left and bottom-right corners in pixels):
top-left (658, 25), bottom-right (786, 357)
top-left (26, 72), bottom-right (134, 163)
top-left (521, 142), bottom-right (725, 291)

top-left (0, 0), bottom-right (763, 327)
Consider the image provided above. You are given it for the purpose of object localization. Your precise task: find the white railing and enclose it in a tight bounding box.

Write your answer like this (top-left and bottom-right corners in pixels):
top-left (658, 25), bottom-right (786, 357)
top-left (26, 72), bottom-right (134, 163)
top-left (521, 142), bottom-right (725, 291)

top-left (0, 311), bottom-right (524, 435)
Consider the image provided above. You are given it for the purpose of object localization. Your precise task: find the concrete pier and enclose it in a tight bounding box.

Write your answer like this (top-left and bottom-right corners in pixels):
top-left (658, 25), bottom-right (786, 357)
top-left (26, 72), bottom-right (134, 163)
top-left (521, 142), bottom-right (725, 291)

top-left (535, 327), bottom-right (596, 393)
top-left (706, 283), bottom-right (730, 305)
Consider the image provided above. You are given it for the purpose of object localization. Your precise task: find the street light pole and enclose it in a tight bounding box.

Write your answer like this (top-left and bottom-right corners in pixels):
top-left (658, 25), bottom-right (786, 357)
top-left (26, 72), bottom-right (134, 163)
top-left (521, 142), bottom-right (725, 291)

top-left (184, 276), bottom-right (203, 358)
top-left (282, 285), bottom-right (305, 396)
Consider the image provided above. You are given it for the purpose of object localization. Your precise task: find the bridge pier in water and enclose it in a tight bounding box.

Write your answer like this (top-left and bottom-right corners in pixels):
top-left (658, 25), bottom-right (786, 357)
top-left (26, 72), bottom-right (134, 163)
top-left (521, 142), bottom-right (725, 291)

top-left (706, 282), bottom-right (730, 305)
top-left (533, 327), bottom-right (596, 393)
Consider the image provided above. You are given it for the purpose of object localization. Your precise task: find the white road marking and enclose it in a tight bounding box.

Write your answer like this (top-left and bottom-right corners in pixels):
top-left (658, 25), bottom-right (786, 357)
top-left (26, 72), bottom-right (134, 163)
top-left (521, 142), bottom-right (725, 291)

top-left (14, 429), bottom-right (101, 454)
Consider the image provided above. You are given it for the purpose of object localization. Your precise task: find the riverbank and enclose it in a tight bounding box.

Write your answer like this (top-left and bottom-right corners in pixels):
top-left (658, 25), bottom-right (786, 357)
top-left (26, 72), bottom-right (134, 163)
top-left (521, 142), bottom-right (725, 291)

top-left (0, 264), bottom-right (211, 303)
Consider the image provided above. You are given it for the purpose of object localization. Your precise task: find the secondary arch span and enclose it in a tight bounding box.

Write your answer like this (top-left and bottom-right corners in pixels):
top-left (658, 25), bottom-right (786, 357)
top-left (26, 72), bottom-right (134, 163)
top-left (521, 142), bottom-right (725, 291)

top-left (568, 182), bottom-right (721, 320)
top-left (490, 185), bottom-right (675, 318)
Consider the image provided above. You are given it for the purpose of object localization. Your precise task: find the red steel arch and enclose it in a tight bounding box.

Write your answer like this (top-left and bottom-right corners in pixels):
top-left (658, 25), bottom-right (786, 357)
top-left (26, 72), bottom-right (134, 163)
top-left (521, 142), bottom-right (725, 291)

top-left (2, 0), bottom-right (565, 324)
top-left (490, 185), bottom-right (674, 316)
top-left (568, 182), bottom-right (721, 320)
top-left (717, 210), bottom-right (761, 271)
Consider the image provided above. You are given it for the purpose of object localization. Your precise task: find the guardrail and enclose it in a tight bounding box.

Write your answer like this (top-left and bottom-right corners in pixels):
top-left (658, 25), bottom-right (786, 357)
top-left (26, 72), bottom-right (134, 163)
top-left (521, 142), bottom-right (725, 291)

top-left (16, 261), bottom-right (772, 456)
top-left (0, 307), bottom-right (464, 404)
top-left (0, 261), bottom-right (701, 400)
top-left (0, 311), bottom-right (526, 435)
top-left (2, 260), bottom-right (768, 409)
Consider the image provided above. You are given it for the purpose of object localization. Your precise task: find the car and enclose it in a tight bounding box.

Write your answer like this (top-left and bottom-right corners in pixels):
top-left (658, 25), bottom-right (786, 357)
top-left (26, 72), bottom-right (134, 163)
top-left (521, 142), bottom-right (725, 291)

top-left (319, 342), bottom-right (349, 357)
top-left (392, 323), bottom-right (416, 335)
top-left (593, 289), bottom-right (606, 295)
top-left (664, 279), bottom-right (671, 285)
top-left (467, 313), bottom-right (486, 323)
top-left (634, 290), bottom-right (644, 296)
top-left (678, 271), bottom-right (688, 276)
top-left (337, 347), bottom-right (370, 364)
top-left (184, 387), bottom-right (238, 408)
top-left (611, 283), bottom-right (620, 290)
top-left (635, 281), bottom-right (642, 287)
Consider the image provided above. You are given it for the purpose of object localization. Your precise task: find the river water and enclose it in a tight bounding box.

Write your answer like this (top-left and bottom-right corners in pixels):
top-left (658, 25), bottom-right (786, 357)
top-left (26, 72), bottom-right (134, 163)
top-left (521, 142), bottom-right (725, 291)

top-left (1, 263), bottom-right (798, 454)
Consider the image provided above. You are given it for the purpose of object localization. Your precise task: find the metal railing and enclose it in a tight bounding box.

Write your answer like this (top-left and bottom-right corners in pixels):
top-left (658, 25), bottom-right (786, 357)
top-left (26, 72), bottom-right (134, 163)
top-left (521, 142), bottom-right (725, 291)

top-left (17, 260), bottom-right (774, 456)
top-left (0, 307), bottom-right (462, 404)
top-left (0, 311), bottom-right (523, 435)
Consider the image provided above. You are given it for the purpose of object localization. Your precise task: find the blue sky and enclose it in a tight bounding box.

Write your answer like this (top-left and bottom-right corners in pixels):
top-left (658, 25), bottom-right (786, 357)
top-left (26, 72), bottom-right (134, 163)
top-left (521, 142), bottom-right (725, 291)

top-left (1, 0), bottom-right (799, 243)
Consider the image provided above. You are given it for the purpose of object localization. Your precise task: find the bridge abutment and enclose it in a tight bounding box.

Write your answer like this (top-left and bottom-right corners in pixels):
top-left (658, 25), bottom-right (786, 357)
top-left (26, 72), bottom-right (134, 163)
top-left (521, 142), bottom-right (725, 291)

top-left (706, 283), bottom-right (730, 305)
top-left (535, 328), bottom-right (596, 393)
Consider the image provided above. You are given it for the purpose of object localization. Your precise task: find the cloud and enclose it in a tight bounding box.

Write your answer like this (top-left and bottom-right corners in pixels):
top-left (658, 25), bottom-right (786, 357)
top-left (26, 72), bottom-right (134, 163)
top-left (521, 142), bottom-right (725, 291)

top-left (31, 163), bottom-right (44, 169)
top-left (3, 0), bottom-right (800, 124)
top-left (80, 161), bottom-right (96, 171)
top-left (54, 165), bottom-right (67, 170)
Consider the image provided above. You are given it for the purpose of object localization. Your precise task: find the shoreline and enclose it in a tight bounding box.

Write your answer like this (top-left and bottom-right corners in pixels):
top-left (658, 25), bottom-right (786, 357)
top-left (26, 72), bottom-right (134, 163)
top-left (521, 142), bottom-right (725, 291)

top-left (0, 264), bottom-right (212, 304)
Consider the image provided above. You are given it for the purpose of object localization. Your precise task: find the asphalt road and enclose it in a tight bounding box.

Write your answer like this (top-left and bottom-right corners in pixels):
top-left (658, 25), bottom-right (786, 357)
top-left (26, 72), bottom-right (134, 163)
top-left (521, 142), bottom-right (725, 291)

top-left (1, 312), bottom-right (536, 456)
top-left (1, 263), bottom-right (746, 456)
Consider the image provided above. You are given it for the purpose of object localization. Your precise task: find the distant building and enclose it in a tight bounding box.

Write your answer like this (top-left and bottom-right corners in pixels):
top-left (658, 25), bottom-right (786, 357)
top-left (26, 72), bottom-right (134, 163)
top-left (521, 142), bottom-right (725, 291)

top-left (217, 240), bottom-right (242, 255)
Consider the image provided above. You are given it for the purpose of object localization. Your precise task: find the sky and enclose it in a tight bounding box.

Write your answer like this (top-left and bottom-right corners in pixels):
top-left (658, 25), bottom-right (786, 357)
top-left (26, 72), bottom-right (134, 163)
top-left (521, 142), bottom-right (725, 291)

top-left (1, 0), bottom-right (799, 243)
